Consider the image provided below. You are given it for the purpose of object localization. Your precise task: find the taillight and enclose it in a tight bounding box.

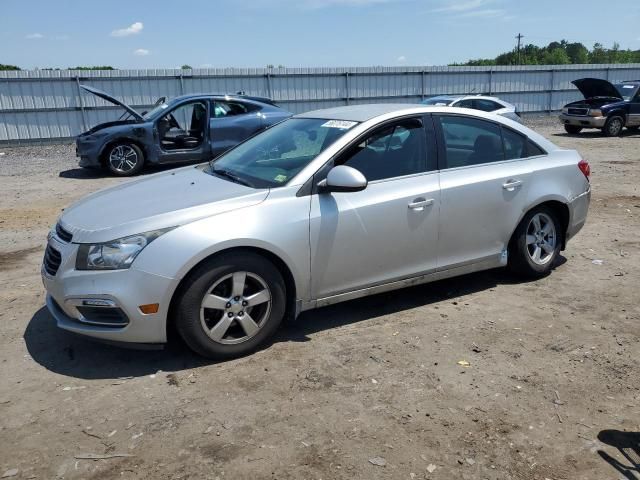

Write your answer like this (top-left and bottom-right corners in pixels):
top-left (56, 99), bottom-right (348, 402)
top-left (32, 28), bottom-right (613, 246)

top-left (578, 159), bottom-right (590, 181)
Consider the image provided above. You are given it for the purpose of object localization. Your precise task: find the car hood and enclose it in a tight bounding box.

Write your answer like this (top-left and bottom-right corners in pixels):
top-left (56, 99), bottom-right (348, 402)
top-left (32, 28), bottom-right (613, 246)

top-left (80, 85), bottom-right (145, 122)
top-left (59, 166), bottom-right (269, 243)
top-left (572, 78), bottom-right (623, 100)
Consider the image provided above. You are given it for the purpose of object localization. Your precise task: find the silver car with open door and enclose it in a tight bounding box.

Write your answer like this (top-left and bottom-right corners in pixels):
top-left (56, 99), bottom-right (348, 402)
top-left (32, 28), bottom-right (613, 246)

top-left (44, 104), bottom-right (590, 359)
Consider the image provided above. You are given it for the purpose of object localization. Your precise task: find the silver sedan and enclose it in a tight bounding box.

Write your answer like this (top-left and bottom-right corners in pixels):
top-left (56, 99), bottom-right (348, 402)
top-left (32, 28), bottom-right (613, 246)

top-left (42, 104), bottom-right (591, 358)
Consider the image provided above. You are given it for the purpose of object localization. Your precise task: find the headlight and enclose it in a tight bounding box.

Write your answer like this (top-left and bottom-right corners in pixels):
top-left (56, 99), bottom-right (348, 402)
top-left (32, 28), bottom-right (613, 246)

top-left (75, 228), bottom-right (174, 270)
top-left (561, 107), bottom-right (569, 114)
top-left (589, 109), bottom-right (603, 117)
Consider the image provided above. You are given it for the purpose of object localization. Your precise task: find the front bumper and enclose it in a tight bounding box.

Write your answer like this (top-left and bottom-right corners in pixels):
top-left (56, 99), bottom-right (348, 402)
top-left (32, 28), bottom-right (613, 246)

top-left (42, 235), bottom-right (176, 344)
top-left (75, 137), bottom-right (102, 167)
top-left (559, 114), bottom-right (607, 128)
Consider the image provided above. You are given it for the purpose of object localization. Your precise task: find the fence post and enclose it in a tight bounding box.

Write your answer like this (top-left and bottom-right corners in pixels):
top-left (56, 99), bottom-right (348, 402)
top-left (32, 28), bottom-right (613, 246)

top-left (178, 73), bottom-right (185, 95)
top-left (547, 68), bottom-right (554, 113)
top-left (74, 75), bottom-right (87, 132)
top-left (421, 70), bottom-right (426, 101)
top-left (345, 71), bottom-right (350, 106)
top-left (488, 68), bottom-right (493, 95)
top-left (265, 71), bottom-right (272, 99)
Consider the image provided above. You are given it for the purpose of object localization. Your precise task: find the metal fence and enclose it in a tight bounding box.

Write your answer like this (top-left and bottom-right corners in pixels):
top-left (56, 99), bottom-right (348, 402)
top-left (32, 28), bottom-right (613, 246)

top-left (2, 64), bottom-right (640, 144)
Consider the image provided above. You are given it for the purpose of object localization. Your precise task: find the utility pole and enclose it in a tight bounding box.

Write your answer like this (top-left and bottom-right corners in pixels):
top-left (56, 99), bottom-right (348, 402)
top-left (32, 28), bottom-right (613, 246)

top-left (515, 33), bottom-right (524, 65)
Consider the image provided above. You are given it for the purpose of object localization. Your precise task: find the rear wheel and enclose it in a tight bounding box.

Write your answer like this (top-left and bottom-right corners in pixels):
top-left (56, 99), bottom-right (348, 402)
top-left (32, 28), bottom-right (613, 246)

top-left (106, 142), bottom-right (144, 176)
top-left (508, 207), bottom-right (562, 278)
top-left (603, 116), bottom-right (624, 137)
top-left (563, 125), bottom-right (582, 135)
top-left (175, 252), bottom-right (286, 359)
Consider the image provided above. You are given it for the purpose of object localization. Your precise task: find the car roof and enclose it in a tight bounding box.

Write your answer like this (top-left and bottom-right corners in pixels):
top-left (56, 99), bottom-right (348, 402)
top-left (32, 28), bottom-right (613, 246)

top-left (168, 93), bottom-right (274, 105)
top-left (296, 104), bottom-right (436, 122)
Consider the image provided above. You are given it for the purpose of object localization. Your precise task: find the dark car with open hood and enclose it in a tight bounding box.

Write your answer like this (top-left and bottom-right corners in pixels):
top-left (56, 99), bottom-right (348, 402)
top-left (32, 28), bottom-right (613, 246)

top-left (559, 78), bottom-right (640, 136)
top-left (75, 85), bottom-right (292, 176)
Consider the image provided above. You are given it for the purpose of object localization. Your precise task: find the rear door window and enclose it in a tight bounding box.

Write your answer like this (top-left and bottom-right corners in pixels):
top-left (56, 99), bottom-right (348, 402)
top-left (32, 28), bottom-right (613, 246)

top-left (437, 115), bottom-right (505, 168)
top-left (502, 127), bottom-right (527, 160)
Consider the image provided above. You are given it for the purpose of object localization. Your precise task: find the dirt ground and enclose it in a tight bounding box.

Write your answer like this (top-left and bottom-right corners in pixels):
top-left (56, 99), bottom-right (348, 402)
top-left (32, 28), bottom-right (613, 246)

top-left (0, 117), bottom-right (638, 480)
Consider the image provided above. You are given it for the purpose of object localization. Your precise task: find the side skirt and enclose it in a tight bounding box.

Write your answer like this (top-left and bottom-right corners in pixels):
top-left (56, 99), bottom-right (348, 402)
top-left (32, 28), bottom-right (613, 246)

top-left (300, 253), bottom-right (506, 313)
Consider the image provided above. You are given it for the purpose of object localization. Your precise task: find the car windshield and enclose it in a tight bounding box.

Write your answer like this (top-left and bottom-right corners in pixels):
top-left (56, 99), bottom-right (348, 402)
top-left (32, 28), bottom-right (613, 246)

top-left (423, 97), bottom-right (455, 106)
top-left (142, 103), bottom-right (170, 120)
top-left (615, 84), bottom-right (639, 101)
top-left (206, 118), bottom-right (358, 188)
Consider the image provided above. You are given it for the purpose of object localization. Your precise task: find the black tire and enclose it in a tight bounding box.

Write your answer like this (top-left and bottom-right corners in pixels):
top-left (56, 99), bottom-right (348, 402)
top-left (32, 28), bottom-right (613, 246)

top-left (602, 116), bottom-right (624, 137)
top-left (175, 251), bottom-right (287, 359)
top-left (563, 125), bottom-right (582, 135)
top-left (105, 142), bottom-right (145, 176)
top-left (508, 206), bottom-right (563, 278)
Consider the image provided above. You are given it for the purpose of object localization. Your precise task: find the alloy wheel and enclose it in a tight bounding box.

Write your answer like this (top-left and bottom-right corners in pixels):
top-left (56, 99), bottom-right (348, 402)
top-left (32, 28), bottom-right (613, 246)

top-left (608, 118), bottom-right (623, 136)
top-left (525, 212), bottom-right (556, 265)
top-left (199, 271), bottom-right (272, 345)
top-left (109, 145), bottom-right (139, 173)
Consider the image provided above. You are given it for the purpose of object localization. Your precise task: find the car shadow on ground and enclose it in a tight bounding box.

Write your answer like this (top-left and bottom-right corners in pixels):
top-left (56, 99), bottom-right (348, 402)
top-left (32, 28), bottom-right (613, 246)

top-left (59, 162), bottom-right (202, 180)
top-left (24, 259), bottom-right (565, 381)
top-left (597, 430), bottom-right (640, 480)
top-left (552, 129), bottom-right (638, 139)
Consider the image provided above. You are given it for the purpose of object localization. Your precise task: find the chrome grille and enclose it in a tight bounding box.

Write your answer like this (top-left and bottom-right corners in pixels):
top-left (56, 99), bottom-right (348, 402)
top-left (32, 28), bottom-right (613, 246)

top-left (43, 245), bottom-right (62, 276)
top-left (55, 223), bottom-right (73, 243)
top-left (568, 107), bottom-right (588, 116)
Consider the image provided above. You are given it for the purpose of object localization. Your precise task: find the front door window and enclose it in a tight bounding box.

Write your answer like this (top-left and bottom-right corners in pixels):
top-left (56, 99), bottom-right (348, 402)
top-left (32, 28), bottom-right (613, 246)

top-left (157, 101), bottom-right (207, 150)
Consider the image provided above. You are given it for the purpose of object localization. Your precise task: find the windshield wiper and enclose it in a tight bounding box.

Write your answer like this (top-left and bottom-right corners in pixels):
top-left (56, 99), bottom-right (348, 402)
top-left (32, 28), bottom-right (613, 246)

top-left (211, 167), bottom-right (253, 188)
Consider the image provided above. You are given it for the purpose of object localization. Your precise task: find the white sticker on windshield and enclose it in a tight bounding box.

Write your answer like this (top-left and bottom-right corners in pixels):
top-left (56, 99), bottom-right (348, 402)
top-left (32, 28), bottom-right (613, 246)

top-left (622, 85), bottom-right (635, 89)
top-left (321, 120), bottom-right (357, 129)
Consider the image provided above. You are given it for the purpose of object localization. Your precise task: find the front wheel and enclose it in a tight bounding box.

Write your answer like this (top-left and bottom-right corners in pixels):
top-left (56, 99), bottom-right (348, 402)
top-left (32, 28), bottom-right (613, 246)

top-left (603, 116), bottom-right (624, 137)
top-left (508, 207), bottom-right (562, 278)
top-left (106, 142), bottom-right (144, 176)
top-left (564, 125), bottom-right (582, 135)
top-left (175, 252), bottom-right (287, 359)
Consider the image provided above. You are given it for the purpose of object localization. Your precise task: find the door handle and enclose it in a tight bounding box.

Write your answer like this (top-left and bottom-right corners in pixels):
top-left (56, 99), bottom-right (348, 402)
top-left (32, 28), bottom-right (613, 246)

top-left (408, 198), bottom-right (434, 210)
top-left (502, 179), bottom-right (523, 191)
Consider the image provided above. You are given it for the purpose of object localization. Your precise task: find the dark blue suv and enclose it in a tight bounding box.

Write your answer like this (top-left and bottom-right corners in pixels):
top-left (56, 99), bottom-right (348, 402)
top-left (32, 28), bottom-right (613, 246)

top-left (76, 86), bottom-right (292, 176)
top-left (559, 78), bottom-right (640, 136)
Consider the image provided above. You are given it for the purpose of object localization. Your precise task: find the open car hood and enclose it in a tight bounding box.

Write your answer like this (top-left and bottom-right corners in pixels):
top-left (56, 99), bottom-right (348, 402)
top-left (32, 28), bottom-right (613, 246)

top-left (571, 78), bottom-right (623, 100)
top-left (80, 85), bottom-right (144, 121)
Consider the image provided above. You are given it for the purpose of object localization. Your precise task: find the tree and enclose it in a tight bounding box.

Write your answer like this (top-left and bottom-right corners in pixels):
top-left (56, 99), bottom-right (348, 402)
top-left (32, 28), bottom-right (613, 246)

top-left (542, 48), bottom-right (570, 65)
top-left (68, 66), bottom-right (115, 70)
top-left (181, 64), bottom-right (192, 69)
top-left (566, 42), bottom-right (589, 64)
top-left (0, 63), bottom-right (20, 70)
top-left (456, 40), bottom-right (639, 66)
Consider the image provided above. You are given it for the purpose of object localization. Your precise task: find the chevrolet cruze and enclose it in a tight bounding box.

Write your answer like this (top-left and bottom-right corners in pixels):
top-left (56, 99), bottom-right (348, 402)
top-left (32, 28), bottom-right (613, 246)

top-left (42, 104), bottom-right (591, 359)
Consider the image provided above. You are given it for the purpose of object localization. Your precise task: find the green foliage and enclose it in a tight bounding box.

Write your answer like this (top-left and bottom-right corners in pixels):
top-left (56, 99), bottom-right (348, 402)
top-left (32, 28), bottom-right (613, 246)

top-left (455, 40), bottom-right (640, 66)
top-left (68, 66), bottom-right (116, 70)
top-left (0, 63), bottom-right (21, 70)
top-left (181, 64), bottom-right (192, 69)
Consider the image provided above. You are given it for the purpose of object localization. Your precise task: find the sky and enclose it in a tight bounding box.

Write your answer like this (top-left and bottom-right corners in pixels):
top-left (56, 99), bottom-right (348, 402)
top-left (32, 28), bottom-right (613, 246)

top-left (1, 0), bottom-right (639, 69)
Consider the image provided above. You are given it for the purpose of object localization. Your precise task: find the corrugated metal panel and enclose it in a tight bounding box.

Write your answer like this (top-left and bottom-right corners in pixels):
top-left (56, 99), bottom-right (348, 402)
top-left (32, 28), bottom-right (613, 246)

top-left (2, 64), bottom-right (640, 143)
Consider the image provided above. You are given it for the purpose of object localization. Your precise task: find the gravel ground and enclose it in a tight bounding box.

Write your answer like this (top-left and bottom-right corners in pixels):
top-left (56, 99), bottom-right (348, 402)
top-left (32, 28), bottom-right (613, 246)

top-left (0, 115), bottom-right (639, 480)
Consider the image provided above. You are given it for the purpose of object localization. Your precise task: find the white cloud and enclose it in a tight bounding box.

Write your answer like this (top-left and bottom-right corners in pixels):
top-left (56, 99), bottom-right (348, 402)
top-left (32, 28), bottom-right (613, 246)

top-left (26, 33), bottom-right (44, 39)
top-left (111, 22), bottom-right (144, 37)
top-left (397, 55), bottom-right (406, 63)
top-left (432, 0), bottom-right (492, 13)
top-left (431, 0), bottom-right (514, 21)
top-left (133, 48), bottom-right (150, 56)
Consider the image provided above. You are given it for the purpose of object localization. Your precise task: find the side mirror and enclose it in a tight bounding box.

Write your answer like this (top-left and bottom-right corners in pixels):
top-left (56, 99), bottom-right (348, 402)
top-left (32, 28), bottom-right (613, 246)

top-left (318, 165), bottom-right (367, 193)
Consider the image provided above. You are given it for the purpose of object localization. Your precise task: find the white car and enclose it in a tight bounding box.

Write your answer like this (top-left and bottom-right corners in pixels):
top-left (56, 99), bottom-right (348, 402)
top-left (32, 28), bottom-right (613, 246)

top-left (42, 104), bottom-right (590, 359)
top-left (422, 95), bottom-right (521, 123)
